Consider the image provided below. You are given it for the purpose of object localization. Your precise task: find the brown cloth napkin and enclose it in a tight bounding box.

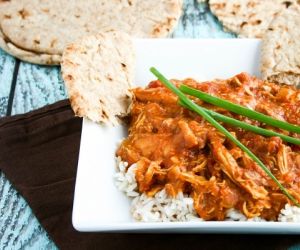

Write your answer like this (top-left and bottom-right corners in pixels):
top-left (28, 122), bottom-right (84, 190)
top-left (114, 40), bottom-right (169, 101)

top-left (0, 100), bottom-right (299, 250)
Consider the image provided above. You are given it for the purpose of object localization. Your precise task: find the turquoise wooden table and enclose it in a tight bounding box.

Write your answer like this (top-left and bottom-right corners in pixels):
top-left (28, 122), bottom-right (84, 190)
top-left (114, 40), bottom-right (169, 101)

top-left (0, 1), bottom-right (299, 249)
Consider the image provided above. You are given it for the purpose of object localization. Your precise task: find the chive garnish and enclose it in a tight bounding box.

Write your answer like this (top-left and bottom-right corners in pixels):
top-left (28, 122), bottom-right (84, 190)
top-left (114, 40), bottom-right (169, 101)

top-left (150, 67), bottom-right (300, 207)
top-left (179, 100), bottom-right (300, 145)
top-left (179, 84), bottom-right (300, 134)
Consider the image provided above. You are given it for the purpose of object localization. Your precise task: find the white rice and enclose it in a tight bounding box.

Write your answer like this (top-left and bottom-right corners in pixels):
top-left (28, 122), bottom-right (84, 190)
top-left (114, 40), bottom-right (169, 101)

top-left (225, 208), bottom-right (266, 222)
top-left (131, 189), bottom-right (202, 222)
top-left (278, 204), bottom-right (300, 222)
top-left (114, 157), bottom-right (300, 222)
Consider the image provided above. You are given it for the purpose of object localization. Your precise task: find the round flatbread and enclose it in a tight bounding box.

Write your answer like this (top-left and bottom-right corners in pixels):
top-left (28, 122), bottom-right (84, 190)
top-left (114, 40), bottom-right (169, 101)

top-left (261, 9), bottom-right (300, 87)
top-left (0, 0), bottom-right (182, 65)
top-left (209, 0), bottom-right (299, 38)
top-left (0, 30), bottom-right (61, 64)
top-left (61, 31), bottom-right (135, 125)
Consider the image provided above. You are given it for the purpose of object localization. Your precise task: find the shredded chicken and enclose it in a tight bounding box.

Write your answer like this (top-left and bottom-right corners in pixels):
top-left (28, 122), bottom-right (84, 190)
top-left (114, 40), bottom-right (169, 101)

top-left (117, 72), bottom-right (300, 221)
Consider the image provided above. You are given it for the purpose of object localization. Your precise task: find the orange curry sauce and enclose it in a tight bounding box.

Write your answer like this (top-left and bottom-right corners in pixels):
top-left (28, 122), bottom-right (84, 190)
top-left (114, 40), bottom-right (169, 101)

top-left (117, 73), bottom-right (300, 221)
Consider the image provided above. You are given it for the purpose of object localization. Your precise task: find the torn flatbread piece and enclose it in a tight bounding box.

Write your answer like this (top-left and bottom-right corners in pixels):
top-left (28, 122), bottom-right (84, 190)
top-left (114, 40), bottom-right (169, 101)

top-left (61, 31), bottom-right (135, 125)
top-left (261, 9), bottom-right (300, 87)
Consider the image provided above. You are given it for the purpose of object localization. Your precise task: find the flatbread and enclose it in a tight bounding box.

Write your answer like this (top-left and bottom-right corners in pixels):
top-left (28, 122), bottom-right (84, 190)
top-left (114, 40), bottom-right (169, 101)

top-left (0, 30), bottom-right (61, 64)
top-left (209, 0), bottom-right (299, 38)
top-left (0, 0), bottom-right (182, 65)
top-left (61, 31), bottom-right (135, 124)
top-left (261, 9), bottom-right (300, 87)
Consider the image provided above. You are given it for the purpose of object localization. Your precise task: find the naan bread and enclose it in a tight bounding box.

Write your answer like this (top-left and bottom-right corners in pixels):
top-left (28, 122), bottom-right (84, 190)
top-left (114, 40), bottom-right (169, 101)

top-left (261, 9), bottom-right (300, 87)
top-left (0, 0), bottom-right (182, 65)
top-left (209, 0), bottom-right (299, 38)
top-left (61, 31), bottom-right (135, 125)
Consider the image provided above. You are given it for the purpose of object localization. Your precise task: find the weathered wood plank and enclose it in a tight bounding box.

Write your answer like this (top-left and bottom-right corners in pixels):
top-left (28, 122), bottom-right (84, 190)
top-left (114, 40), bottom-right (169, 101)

top-left (0, 173), bottom-right (56, 249)
top-left (0, 49), bottom-right (60, 249)
top-left (0, 49), bottom-right (15, 117)
top-left (12, 63), bottom-right (67, 115)
top-left (0, 64), bottom-right (66, 249)
top-left (171, 1), bottom-right (236, 38)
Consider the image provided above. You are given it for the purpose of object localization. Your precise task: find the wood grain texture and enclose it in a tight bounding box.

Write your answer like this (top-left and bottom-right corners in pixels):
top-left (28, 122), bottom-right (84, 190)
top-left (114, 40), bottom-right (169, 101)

top-left (0, 49), bottom-right (15, 117)
top-left (1, 1), bottom-right (297, 250)
top-left (0, 172), bottom-right (56, 249)
top-left (171, 0), bottom-right (235, 38)
top-left (11, 63), bottom-right (67, 115)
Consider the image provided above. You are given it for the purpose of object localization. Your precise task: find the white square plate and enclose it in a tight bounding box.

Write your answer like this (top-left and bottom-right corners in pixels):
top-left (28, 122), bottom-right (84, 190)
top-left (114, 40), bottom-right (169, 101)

top-left (72, 39), bottom-right (300, 233)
